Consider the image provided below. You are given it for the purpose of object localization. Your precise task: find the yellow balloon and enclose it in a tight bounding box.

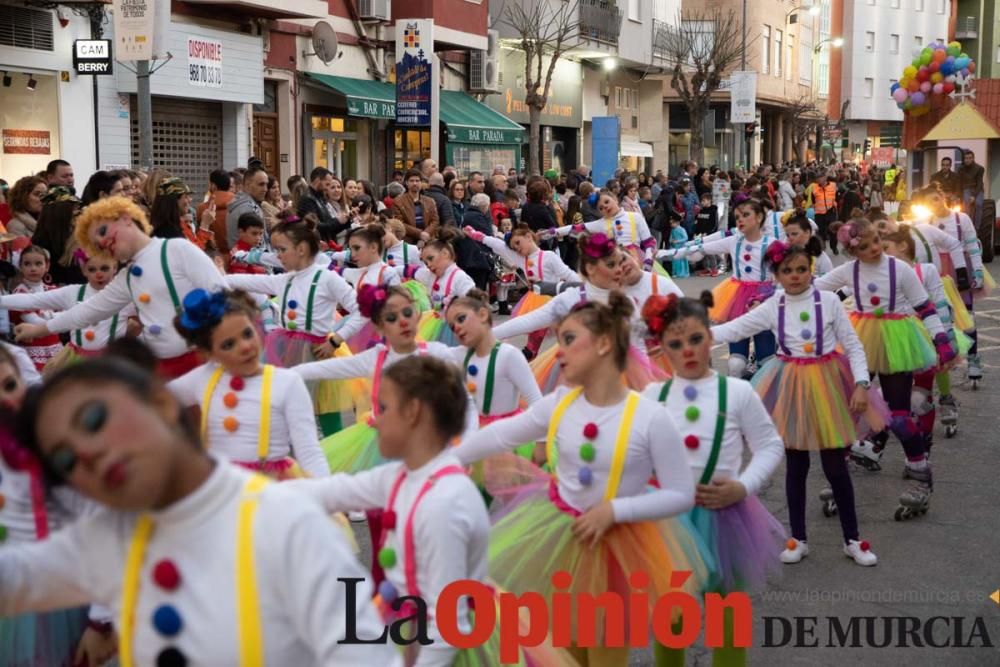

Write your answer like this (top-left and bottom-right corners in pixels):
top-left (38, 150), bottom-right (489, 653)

top-left (931, 72), bottom-right (943, 83)
top-left (904, 65), bottom-right (918, 78)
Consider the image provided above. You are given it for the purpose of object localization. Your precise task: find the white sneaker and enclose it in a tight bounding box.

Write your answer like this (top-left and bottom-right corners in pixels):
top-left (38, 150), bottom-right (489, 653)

top-left (348, 510), bottom-right (367, 523)
top-left (780, 538), bottom-right (809, 563)
top-left (843, 539), bottom-right (878, 566)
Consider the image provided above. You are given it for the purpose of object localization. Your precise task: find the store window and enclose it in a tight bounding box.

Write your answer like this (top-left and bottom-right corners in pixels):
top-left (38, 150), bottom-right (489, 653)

top-left (310, 115), bottom-right (358, 178)
top-left (393, 129), bottom-right (431, 170)
top-left (450, 145), bottom-right (518, 176)
top-left (0, 72), bottom-right (61, 178)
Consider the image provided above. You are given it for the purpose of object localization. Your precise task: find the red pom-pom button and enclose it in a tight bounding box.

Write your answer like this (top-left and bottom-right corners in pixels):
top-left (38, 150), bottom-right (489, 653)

top-left (153, 559), bottom-right (181, 590)
top-left (433, 282), bottom-right (440, 292)
top-left (382, 510), bottom-right (396, 530)
top-left (229, 376), bottom-right (245, 391)
top-left (684, 435), bottom-right (700, 449)
top-left (743, 254), bottom-right (752, 261)
top-left (870, 296), bottom-right (881, 306)
top-left (860, 540), bottom-right (870, 552)
top-left (583, 423), bottom-right (598, 439)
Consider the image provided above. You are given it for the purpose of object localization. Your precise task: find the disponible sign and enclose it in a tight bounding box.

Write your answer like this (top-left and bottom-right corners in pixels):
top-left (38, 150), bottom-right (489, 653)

top-left (3, 130), bottom-right (52, 155)
top-left (395, 20), bottom-right (434, 126)
top-left (74, 40), bottom-right (113, 75)
top-left (729, 71), bottom-right (757, 124)
top-left (188, 38), bottom-right (223, 88)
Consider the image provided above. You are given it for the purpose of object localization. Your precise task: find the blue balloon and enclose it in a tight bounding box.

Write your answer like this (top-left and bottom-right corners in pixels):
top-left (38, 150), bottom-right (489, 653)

top-left (891, 82), bottom-right (901, 92)
top-left (940, 62), bottom-right (953, 76)
top-left (945, 55), bottom-right (956, 64)
top-left (956, 56), bottom-right (970, 69)
top-left (961, 67), bottom-right (970, 77)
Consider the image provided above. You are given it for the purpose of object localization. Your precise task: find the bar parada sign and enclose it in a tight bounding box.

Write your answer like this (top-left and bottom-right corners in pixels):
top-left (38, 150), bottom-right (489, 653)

top-left (74, 39), bottom-right (114, 75)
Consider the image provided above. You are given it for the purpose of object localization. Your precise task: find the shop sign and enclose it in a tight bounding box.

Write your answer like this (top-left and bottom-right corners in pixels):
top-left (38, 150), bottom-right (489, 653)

top-left (2, 130), bottom-right (51, 155)
top-left (74, 40), bottom-right (114, 75)
top-left (486, 49), bottom-right (582, 128)
top-left (348, 98), bottom-right (396, 119)
top-left (446, 126), bottom-right (523, 145)
top-left (729, 71), bottom-right (757, 124)
top-left (870, 147), bottom-right (894, 167)
top-left (188, 38), bottom-right (223, 88)
top-left (395, 20), bottom-right (434, 126)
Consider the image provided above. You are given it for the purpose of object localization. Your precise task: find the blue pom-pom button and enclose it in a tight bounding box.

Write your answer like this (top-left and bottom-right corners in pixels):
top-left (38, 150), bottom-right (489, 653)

top-left (378, 579), bottom-right (398, 602)
top-left (683, 385), bottom-right (697, 401)
top-left (152, 604), bottom-right (183, 637)
top-left (578, 467), bottom-right (593, 486)
top-left (288, 299), bottom-right (299, 309)
top-left (467, 364), bottom-right (478, 376)
top-left (148, 324), bottom-right (163, 336)
top-left (130, 265), bottom-right (143, 277)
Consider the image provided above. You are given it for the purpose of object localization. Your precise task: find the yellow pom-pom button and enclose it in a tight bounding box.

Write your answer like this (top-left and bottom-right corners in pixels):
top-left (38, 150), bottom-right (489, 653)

top-left (138, 293), bottom-right (151, 304)
top-left (287, 310), bottom-right (297, 321)
top-left (223, 416), bottom-right (239, 432)
top-left (223, 392), bottom-right (238, 409)
top-left (84, 330), bottom-right (96, 341)
top-left (803, 343), bottom-right (815, 354)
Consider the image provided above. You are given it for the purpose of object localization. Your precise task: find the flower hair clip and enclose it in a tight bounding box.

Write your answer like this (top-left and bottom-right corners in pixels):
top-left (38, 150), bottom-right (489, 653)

top-left (357, 284), bottom-right (390, 319)
top-left (72, 248), bottom-right (90, 268)
top-left (765, 240), bottom-right (790, 267)
top-left (582, 233), bottom-right (616, 259)
top-left (179, 288), bottom-right (227, 331)
top-left (641, 294), bottom-right (679, 337)
top-left (836, 222), bottom-right (862, 248)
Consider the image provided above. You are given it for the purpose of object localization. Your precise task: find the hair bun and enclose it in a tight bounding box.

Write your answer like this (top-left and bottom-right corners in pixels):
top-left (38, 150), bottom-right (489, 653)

top-left (698, 290), bottom-right (715, 310)
top-left (606, 290), bottom-right (634, 321)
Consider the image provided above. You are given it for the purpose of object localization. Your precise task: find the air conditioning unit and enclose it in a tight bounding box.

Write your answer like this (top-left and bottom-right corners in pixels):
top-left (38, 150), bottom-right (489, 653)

top-left (469, 29), bottom-right (500, 93)
top-left (358, 0), bottom-right (390, 22)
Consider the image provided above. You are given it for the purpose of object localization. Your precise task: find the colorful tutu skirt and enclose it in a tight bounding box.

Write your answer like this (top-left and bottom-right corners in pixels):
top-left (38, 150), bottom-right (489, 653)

top-left (263, 328), bottom-right (370, 420)
top-left (645, 341), bottom-right (674, 376)
top-left (342, 319), bottom-right (382, 355)
top-left (531, 344), bottom-right (666, 393)
top-left (752, 352), bottom-right (890, 450)
top-left (687, 499), bottom-right (785, 594)
top-left (374, 582), bottom-right (573, 667)
top-left (849, 312), bottom-right (937, 375)
top-left (400, 279), bottom-right (432, 314)
top-left (418, 310), bottom-right (458, 346)
top-left (511, 290), bottom-right (552, 318)
top-left (486, 481), bottom-right (708, 642)
top-left (320, 416), bottom-right (387, 473)
top-left (941, 275), bottom-right (976, 332)
top-left (42, 343), bottom-right (103, 377)
top-left (710, 278), bottom-right (773, 322)
top-left (939, 253), bottom-right (996, 300)
top-left (233, 456), bottom-right (305, 480)
top-left (0, 606), bottom-right (88, 667)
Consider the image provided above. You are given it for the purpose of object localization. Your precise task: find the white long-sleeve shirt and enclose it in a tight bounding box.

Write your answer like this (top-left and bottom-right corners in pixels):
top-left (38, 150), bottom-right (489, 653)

top-left (622, 270), bottom-right (685, 313)
top-left (711, 286), bottom-right (869, 384)
top-left (341, 261), bottom-right (402, 290)
top-left (659, 233), bottom-right (776, 283)
top-left (914, 263), bottom-right (956, 331)
top-left (454, 387), bottom-right (695, 523)
top-left (492, 283), bottom-right (608, 341)
top-left (382, 240), bottom-right (423, 268)
top-left (169, 363), bottom-right (331, 477)
top-left (926, 211), bottom-right (983, 275)
top-left (43, 239), bottom-right (226, 359)
top-left (643, 373), bottom-right (784, 496)
top-left (910, 222), bottom-right (967, 274)
top-left (554, 210), bottom-right (653, 249)
top-left (294, 342), bottom-right (479, 439)
top-left (226, 266), bottom-right (364, 340)
top-left (402, 264), bottom-right (476, 309)
top-left (478, 236), bottom-right (577, 284)
top-left (813, 252), bottom-right (834, 277)
top-left (7, 281), bottom-right (55, 327)
top-left (2, 283), bottom-right (132, 350)
top-left (445, 343), bottom-right (543, 416)
top-left (287, 450), bottom-right (488, 667)
top-left (814, 254), bottom-right (946, 338)
top-left (0, 462), bottom-right (399, 666)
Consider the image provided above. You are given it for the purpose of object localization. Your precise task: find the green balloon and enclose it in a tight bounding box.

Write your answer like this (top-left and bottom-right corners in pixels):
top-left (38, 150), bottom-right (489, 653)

top-left (960, 52), bottom-right (968, 58)
top-left (947, 45), bottom-right (960, 56)
top-left (920, 51), bottom-right (932, 65)
top-left (903, 99), bottom-right (913, 110)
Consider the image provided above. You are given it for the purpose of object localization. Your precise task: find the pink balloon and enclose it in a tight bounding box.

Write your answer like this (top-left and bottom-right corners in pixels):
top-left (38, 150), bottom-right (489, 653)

top-left (933, 82), bottom-right (944, 94)
top-left (920, 81), bottom-right (932, 93)
top-left (892, 88), bottom-right (909, 103)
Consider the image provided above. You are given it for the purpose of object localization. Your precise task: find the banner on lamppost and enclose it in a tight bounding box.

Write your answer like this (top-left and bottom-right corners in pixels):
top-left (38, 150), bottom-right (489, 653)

top-left (730, 71), bottom-right (757, 124)
top-left (113, 0), bottom-right (154, 60)
top-left (395, 19), bottom-right (434, 126)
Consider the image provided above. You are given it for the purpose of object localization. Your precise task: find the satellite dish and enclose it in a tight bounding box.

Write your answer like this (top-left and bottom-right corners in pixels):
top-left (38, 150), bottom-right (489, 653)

top-left (305, 21), bottom-right (339, 64)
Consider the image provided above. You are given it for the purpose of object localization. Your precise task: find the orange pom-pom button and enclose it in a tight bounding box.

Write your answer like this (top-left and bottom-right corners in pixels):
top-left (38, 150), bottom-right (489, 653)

top-left (84, 330), bottom-right (96, 341)
top-left (223, 392), bottom-right (238, 409)
top-left (223, 416), bottom-right (239, 432)
top-left (467, 382), bottom-right (477, 393)
top-left (0, 494), bottom-right (5, 510)
top-left (786, 538), bottom-right (798, 550)
top-left (138, 293), bottom-right (151, 304)
top-left (803, 343), bottom-right (815, 354)
top-left (287, 310), bottom-right (297, 320)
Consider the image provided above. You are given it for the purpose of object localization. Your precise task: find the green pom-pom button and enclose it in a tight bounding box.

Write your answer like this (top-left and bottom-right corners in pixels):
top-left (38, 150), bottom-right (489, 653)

top-left (873, 307), bottom-right (885, 318)
top-left (377, 547), bottom-right (397, 569)
top-left (685, 405), bottom-right (700, 422)
top-left (0, 525), bottom-right (7, 542)
top-left (579, 443), bottom-right (596, 462)
top-left (799, 311), bottom-right (810, 322)
top-left (287, 320), bottom-right (298, 330)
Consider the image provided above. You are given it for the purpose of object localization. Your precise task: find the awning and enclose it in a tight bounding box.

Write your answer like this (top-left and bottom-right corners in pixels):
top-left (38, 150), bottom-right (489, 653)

top-left (620, 141), bottom-right (654, 158)
top-left (304, 73), bottom-right (396, 119)
top-left (441, 90), bottom-right (524, 144)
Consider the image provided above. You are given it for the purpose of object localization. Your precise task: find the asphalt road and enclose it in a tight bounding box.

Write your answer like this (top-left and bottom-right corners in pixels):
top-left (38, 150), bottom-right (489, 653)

top-left (351, 264), bottom-right (1000, 666)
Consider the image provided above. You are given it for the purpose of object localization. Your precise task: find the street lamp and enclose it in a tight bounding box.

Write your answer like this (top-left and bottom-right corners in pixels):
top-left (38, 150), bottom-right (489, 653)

top-left (603, 57), bottom-right (617, 71)
top-left (814, 37), bottom-right (844, 53)
top-left (786, 4), bottom-right (821, 23)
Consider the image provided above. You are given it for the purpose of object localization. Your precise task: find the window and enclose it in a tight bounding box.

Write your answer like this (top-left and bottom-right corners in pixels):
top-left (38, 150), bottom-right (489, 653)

top-left (890, 34), bottom-right (899, 53)
top-left (864, 78), bottom-right (874, 97)
top-left (786, 35), bottom-right (794, 81)
top-left (996, 45), bottom-right (1000, 63)
top-left (937, 0), bottom-right (945, 13)
top-left (627, 0), bottom-right (640, 21)
top-left (914, 35), bottom-right (923, 48)
top-left (775, 29), bottom-right (783, 76)
top-left (762, 25), bottom-right (771, 74)
top-left (799, 26), bottom-right (812, 83)
top-left (867, 0), bottom-right (875, 5)
top-left (865, 31), bottom-right (875, 51)
top-left (633, 89), bottom-right (640, 110)
top-left (616, 86), bottom-right (623, 109)
top-left (916, 0), bottom-right (924, 9)
top-left (891, 0), bottom-right (899, 8)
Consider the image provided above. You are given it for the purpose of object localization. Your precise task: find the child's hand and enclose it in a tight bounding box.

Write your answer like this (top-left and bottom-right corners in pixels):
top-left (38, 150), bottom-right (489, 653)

top-left (13, 322), bottom-right (48, 342)
top-left (695, 479), bottom-right (747, 510)
top-left (849, 385), bottom-right (869, 414)
top-left (572, 500), bottom-right (615, 548)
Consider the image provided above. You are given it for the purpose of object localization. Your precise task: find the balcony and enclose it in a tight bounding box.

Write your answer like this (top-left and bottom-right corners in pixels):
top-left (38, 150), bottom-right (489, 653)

top-left (955, 16), bottom-right (978, 40)
top-left (579, 0), bottom-right (623, 46)
top-left (181, 0), bottom-right (327, 20)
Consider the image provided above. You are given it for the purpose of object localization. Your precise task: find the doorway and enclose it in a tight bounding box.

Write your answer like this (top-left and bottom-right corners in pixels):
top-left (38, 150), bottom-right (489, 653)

top-left (253, 114), bottom-right (279, 175)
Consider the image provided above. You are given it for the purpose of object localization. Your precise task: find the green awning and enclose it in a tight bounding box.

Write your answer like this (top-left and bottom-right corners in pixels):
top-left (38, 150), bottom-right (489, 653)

top-left (305, 73), bottom-right (396, 119)
top-left (440, 90), bottom-right (524, 145)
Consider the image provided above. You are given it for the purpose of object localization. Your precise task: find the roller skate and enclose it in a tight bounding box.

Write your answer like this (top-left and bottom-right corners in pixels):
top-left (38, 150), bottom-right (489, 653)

top-left (850, 436), bottom-right (884, 472)
top-left (895, 466), bottom-right (932, 521)
top-left (819, 487), bottom-right (838, 517)
top-left (967, 354), bottom-right (983, 390)
top-left (938, 394), bottom-right (959, 438)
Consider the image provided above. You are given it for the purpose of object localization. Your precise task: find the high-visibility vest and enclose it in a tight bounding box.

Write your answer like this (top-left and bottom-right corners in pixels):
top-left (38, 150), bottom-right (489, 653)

top-left (812, 183), bottom-right (837, 215)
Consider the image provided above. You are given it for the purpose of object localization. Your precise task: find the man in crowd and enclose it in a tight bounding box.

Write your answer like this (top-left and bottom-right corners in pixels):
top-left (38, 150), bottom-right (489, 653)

top-left (197, 169), bottom-right (235, 255)
top-left (931, 156), bottom-right (960, 201)
top-left (467, 171), bottom-right (486, 196)
top-left (392, 168), bottom-right (439, 243)
top-left (425, 172), bottom-right (456, 227)
top-left (297, 166), bottom-right (347, 243)
top-left (45, 159), bottom-right (74, 191)
top-left (959, 149), bottom-right (986, 228)
top-left (226, 166), bottom-right (268, 248)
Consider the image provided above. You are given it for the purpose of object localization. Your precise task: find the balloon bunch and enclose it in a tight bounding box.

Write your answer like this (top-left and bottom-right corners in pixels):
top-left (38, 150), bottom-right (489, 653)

top-left (891, 40), bottom-right (976, 117)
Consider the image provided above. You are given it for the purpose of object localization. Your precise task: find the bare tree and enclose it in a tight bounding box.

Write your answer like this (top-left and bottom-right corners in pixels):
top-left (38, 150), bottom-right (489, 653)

top-left (504, 1), bottom-right (581, 175)
top-left (656, 9), bottom-right (747, 166)
top-left (782, 95), bottom-right (825, 162)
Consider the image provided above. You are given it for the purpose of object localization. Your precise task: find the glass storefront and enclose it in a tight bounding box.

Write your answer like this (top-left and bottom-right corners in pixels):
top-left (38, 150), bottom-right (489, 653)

top-left (311, 115), bottom-right (358, 179)
top-left (393, 128), bottom-right (431, 171)
top-left (0, 72), bottom-right (61, 179)
top-left (449, 145), bottom-right (518, 176)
